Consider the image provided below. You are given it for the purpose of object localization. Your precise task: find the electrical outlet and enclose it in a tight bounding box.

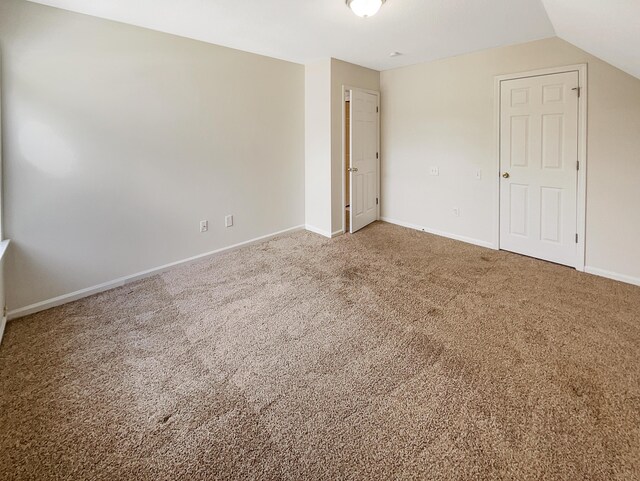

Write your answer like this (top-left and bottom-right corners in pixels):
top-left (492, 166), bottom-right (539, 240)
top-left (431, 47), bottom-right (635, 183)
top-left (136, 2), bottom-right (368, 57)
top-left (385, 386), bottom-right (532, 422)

top-left (453, 208), bottom-right (461, 217)
top-left (430, 166), bottom-right (439, 176)
top-left (200, 220), bottom-right (208, 233)
top-left (225, 215), bottom-right (233, 228)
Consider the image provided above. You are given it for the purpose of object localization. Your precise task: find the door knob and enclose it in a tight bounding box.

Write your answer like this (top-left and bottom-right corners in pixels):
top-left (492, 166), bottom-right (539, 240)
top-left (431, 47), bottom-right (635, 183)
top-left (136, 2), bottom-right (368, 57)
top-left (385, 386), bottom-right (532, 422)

top-left (348, 168), bottom-right (358, 172)
top-left (502, 172), bottom-right (510, 179)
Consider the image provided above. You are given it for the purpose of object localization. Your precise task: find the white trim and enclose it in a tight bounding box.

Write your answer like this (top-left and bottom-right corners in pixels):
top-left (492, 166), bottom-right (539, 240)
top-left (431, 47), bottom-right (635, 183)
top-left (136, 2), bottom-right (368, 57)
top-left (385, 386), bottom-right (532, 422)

top-left (8, 225), bottom-right (305, 320)
top-left (305, 226), bottom-right (343, 238)
top-left (584, 267), bottom-right (640, 287)
top-left (382, 218), bottom-right (640, 288)
top-left (0, 240), bottom-right (9, 346)
top-left (494, 63), bottom-right (588, 270)
top-left (0, 315), bottom-right (6, 346)
top-left (342, 85), bottom-right (348, 234)
top-left (0, 240), bottom-right (10, 264)
top-left (305, 224), bottom-right (332, 238)
top-left (342, 85), bottom-right (381, 235)
top-left (576, 66), bottom-right (588, 271)
top-left (381, 217), bottom-right (494, 250)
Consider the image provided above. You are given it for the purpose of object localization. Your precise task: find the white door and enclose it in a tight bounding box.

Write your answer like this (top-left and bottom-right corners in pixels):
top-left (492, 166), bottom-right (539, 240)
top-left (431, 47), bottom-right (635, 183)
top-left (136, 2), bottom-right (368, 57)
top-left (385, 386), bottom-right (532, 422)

top-left (500, 71), bottom-right (580, 267)
top-left (350, 89), bottom-right (379, 233)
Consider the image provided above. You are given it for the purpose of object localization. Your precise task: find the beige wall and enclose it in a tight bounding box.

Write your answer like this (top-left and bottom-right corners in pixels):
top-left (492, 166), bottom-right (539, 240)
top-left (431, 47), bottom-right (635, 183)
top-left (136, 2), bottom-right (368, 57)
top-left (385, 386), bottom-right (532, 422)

top-left (330, 59), bottom-right (380, 234)
top-left (380, 37), bottom-right (640, 283)
top-left (305, 58), bottom-right (380, 236)
top-left (304, 59), bottom-right (332, 235)
top-left (2, 1), bottom-right (638, 316)
top-left (0, 0), bottom-right (305, 311)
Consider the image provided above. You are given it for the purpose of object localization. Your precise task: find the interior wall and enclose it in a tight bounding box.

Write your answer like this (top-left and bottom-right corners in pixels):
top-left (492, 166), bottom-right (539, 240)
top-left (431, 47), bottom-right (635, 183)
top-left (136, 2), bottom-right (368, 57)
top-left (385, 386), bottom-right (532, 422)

top-left (380, 36), bottom-right (640, 284)
top-left (304, 59), bottom-right (332, 236)
top-left (304, 58), bottom-right (379, 237)
top-left (0, 0), bottom-right (305, 312)
top-left (330, 59), bottom-right (380, 234)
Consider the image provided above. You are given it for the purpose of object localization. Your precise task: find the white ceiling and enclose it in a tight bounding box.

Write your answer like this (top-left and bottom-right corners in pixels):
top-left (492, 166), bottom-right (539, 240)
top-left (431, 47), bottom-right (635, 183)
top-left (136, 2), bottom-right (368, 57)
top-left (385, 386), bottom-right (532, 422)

top-left (25, 0), bottom-right (555, 71)
top-left (542, 0), bottom-right (640, 79)
top-left (24, 0), bottom-right (640, 78)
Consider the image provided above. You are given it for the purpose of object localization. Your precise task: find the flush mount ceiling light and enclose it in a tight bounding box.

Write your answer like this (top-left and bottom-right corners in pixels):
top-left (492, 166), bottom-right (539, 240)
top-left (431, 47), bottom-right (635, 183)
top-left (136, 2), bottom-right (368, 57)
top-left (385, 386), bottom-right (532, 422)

top-left (346, 0), bottom-right (386, 18)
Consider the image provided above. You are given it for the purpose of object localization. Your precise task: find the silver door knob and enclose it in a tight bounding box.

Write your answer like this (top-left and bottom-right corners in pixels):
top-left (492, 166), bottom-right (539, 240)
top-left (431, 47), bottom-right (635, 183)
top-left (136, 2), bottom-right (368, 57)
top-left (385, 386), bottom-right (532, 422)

top-left (348, 168), bottom-right (358, 172)
top-left (502, 172), bottom-right (510, 179)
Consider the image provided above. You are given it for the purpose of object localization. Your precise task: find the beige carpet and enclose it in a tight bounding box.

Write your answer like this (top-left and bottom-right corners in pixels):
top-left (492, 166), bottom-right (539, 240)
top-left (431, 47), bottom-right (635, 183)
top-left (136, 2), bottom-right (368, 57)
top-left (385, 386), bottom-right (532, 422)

top-left (1, 222), bottom-right (639, 480)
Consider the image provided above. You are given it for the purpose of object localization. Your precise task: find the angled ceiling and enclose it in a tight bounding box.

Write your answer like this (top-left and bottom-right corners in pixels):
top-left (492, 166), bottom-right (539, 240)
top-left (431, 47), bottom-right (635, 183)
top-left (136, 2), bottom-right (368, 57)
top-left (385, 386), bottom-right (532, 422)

top-left (25, 0), bottom-right (555, 71)
top-left (542, 0), bottom-right (640, 79)
top-left (24, 0), bottom-right (639, 78)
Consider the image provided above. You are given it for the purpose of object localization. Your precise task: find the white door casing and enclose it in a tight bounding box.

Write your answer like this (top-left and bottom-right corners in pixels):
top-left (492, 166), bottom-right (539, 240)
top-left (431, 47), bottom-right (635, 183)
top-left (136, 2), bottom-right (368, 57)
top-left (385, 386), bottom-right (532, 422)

top-left (499, 71), bottom-right (580, 267)
top-left (350, 89), bottom-right (379, 233)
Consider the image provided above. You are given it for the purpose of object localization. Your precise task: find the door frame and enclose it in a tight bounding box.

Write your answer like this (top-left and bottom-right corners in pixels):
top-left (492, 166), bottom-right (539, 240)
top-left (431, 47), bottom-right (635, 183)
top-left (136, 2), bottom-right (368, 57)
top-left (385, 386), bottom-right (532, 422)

top-left (342, 85), bottom-right (381, 234)
top-left (493, 64), bottom-right (588, 271)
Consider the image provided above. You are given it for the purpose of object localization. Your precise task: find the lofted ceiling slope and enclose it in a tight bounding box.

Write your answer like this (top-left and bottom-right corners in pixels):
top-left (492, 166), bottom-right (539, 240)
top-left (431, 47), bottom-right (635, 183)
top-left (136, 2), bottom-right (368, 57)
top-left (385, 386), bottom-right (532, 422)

top-left (542, 0), bottom-right (640, 79)
top-left (23, 0), bottom-right (640, 78)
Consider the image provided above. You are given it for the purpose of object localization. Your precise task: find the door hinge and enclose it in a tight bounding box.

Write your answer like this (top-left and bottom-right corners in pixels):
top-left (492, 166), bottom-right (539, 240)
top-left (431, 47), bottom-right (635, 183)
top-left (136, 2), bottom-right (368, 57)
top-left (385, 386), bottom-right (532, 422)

top-left (577, 161), bottom-right (580, 171)
top-left (376, 106), bottom-right (379, 113)
top-left (575, 233), bottom-right (579, 243)
top-left (572, 86), bottom-right (581, 97)
top-left (376, 152), bottom-right (379, 159)
top-left (376, 198), bottom-right (379, 205)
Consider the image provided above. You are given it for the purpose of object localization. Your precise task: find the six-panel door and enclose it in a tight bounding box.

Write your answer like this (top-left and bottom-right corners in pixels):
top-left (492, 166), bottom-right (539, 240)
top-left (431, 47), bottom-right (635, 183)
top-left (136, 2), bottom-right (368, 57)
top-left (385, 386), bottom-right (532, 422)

top-left (499, 71), bottom-right (579, 267)
top-left (350, 89), bottom-right (379, 233)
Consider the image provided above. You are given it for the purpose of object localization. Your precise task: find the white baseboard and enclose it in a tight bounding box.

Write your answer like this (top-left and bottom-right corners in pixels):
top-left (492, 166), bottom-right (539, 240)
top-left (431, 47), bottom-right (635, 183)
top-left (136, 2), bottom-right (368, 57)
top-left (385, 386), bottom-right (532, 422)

top-left (305, 225), bottom-right (332, 238)
top-left (381, 218), bottom-right (640, 287)
top-left (8, 224), bottom-right (305, 320)
top-left (331, 229), bottom-right (344, 238)
top-left (584, 266), bottom-right (640, 287)
top-left (0, 315), bottom-right (6, 346)
top-left (381, 217), bottom-right (496, 250)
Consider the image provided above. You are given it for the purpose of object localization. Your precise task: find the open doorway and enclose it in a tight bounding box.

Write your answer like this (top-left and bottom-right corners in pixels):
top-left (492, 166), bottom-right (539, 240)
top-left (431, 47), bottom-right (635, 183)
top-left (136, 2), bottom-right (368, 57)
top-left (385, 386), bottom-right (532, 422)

top-left (342, 87), bottom-right (380, 234)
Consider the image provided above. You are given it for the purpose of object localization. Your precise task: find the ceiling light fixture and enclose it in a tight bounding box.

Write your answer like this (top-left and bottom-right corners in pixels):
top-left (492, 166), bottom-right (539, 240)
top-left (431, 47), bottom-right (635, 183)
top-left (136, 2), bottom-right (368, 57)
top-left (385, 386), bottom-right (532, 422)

top-left (346, 0), bottom-right (386, 18)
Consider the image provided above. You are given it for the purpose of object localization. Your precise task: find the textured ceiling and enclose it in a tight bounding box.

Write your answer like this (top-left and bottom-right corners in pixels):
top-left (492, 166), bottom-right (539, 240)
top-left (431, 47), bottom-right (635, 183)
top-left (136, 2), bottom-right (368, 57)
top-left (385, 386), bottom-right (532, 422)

top-left (25, 0), bottom-right (555, 71)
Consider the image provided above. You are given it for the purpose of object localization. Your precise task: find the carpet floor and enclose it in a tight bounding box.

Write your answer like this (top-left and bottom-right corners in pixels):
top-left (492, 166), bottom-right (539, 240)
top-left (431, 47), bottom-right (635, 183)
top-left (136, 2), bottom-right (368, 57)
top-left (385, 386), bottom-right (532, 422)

top-left (1, 222), bottom-right (639, 480)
